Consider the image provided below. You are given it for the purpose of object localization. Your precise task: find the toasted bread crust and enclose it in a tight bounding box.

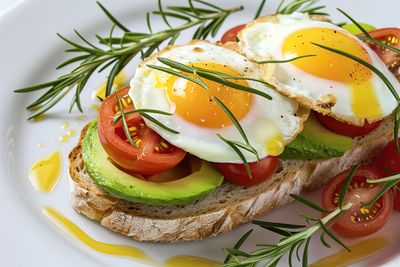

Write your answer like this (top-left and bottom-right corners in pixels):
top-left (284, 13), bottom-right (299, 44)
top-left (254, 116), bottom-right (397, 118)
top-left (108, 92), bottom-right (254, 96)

top-left (69, 116), bottom-right (394, 242)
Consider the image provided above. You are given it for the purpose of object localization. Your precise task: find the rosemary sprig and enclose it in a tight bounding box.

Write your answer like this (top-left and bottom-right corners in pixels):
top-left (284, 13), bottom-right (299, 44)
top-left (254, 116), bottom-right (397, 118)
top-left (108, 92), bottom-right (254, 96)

top-left (115, 94), bottom-right (138, 149)
top-left (112, 108), bottom-right (178, 135)
top-left (112, 109), bottom-right (172, 123)
top-left (276, 0), bottom-right (327, 16)
top-left (311, 42), bottom-right (400, 153)
top-left (212, 96), bottom-right (258, 159)
top-left (223, 166), bottom-right (358, 267)
top-left (224, 229), bottom-right (253, 264)
top-left (256, 54), bottom-right (316, 64)
top-left (337, 8), bottom-right (400, 56)
top-left (14, 0), bottom-right (243, 120)
top-left (212, 96), bottom-right (259, 179)
top-left (254, 0), bottom-right (267, 20)
top-left (363, 173), bottom-right (400, 206)
top-left (147, 57), bottom-right (273, 100)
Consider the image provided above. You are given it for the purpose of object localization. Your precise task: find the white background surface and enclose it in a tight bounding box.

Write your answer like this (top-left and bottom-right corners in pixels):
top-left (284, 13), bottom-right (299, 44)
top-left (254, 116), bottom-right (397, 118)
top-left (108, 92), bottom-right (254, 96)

top-left (1, 0), bottom-right (400, 267)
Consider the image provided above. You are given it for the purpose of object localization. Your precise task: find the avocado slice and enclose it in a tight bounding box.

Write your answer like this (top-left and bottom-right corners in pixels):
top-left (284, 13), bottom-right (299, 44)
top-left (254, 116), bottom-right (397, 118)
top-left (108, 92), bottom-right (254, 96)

top-left (281, 114), bottom-right (352, 160)
top-left (82, 120), bottom-right (223, 206)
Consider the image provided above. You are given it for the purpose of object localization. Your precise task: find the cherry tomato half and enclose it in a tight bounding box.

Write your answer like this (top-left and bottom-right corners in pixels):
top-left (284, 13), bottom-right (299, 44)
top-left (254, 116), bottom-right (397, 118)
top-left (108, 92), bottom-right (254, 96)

top-left (213, 156), bottom-right (279, 186)
top-left (313, 111), bottom-right (382, 137)
top-left (98, 86), bottom-right (186, 176)
top-left (367, 28), bottom-right (400, 81)
top-left (321, 166), bottom-right (393, 238)
top-left (220, 24), bottom-right (246, 44)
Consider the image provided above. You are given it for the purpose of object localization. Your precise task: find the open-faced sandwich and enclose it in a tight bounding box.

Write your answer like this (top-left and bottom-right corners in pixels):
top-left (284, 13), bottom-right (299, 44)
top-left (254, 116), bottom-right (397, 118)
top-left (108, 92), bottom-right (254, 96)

top-left (67, 11), bottom-right (400, 244)
top-left (14, 1), bottom-right (400, 265)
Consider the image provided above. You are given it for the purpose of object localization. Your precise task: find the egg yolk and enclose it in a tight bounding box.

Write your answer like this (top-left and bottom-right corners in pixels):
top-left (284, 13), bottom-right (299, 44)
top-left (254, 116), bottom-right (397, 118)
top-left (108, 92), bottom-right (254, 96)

top-left (166, 62), bottom-right (253, 128)
top-left (282, 27), bottom-right (382, 120)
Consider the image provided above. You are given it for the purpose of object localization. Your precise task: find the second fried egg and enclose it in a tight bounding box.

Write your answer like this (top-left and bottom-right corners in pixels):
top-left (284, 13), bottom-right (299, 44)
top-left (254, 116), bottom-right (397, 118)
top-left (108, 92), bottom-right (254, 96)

top-left (238, 13), bottom-right (400, 126)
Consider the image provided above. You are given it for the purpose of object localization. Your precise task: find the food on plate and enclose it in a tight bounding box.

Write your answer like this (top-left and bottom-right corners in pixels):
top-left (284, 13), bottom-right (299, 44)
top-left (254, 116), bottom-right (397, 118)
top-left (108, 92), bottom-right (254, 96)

top-left (66, 10), bottom-right (400, 243)
top-left (15, 0), bottom-right (400, 265)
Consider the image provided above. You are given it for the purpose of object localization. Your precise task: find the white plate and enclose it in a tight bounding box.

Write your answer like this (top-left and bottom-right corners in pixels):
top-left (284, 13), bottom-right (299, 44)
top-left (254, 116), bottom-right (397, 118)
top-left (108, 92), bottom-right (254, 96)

top-left (1, 0), bottom-right (400, 266)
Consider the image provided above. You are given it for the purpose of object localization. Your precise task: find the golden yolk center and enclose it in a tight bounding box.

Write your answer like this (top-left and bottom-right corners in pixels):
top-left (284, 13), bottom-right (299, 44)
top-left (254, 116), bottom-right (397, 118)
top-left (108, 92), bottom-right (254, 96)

top-left (166, 62), bottom-right (253, 128)
top-left (282, 27), bottom-right (382, 120)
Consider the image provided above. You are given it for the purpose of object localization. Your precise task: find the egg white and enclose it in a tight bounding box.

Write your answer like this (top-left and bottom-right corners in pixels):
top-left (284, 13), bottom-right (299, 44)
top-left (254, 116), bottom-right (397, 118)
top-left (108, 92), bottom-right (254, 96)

top-left (238, 13), bottom-right (400, 125)
top-left (129, 41), bottom-right (305, 163)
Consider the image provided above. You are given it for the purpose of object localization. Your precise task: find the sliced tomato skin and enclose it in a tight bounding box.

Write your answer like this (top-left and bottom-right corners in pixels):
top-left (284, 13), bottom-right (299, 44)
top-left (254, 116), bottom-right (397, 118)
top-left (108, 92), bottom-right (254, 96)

top-left (98, 86), bottom-right (186, 176)
top-left (373, 139), bottom-right (400, 211)
top-left (220, 24), bottom-right (246, 44)
top-left (374, 139), bottom-right (400, 177)
top-left (313, 111), bottom-right (382, 137)
top-left (213, 156), bottom-right (279, 186)
top-left (321, 166), bottom-right (393, 238)
top-left (367, 28), bottom-right (400, 80)
top-left (394, 193), bottom-right (400, 211)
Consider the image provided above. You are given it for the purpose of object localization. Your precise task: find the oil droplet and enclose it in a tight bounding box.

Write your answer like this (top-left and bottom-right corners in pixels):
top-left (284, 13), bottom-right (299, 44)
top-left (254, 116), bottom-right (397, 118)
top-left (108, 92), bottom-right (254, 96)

top-left (43, 207), bottom-right (152, 263)
top-left (309, 237), bottom-right (387, 267)
top-left (36, 143), bottom-right (45, 148)
top-left (59, 129), bottom-right (76, 143)
top-left (61, 121), bottom-right (69, 129)
top-left (29, 151), bottom-right (61, 193)
top-left (163, 255), bottom-right (220, 267)
top-left (67, 129), bottom-right (76, 137)
top-left (59, 135), bottom-right (70, 143)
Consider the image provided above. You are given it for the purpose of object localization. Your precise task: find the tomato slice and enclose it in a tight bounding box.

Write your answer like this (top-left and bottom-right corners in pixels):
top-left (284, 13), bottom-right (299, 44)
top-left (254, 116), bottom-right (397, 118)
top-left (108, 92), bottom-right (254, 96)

top-left (98, 86), bottom-right (186, 176)
top-left (213, 156), bottom-right (279, 186)
top-left (220, 24), bottom-right (246, 44)
top-left (313, 111), bottom-right (382, 137)
top-left (366, 28), bottom-right (400, 80)
top-left (321, 166), bottom-right (393, 238)
top-left (394, 192), bottom-right (400, 211)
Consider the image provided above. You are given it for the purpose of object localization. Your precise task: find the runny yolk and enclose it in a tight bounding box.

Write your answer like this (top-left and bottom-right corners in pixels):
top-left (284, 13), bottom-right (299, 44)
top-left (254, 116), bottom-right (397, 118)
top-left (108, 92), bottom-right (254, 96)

top-left (166, 62), bottom-right (253, 128)
top-left (282, 27), bottom-right (382, 120)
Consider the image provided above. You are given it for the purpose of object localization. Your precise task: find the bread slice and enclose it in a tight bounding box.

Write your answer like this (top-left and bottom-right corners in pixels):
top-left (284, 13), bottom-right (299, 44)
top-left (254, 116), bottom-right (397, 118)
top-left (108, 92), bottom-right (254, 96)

top-left (69, 116), bottom-right (394, 243)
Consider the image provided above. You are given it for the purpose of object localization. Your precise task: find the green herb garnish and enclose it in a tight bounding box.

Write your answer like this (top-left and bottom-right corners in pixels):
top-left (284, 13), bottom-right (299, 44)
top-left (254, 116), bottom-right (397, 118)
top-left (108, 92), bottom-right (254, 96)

top-left (14, 0), bottom-right (243, 120)
top-left (276, 0), bottom-right (327, 16)
top-left (257, 54), bottom-right (316, 64)
top-left (223, 166), bottom-right (359, 266)
top-left (115, 94), bottom-right (138, 149)
top-left (147, 57), bottom-right (273, 100)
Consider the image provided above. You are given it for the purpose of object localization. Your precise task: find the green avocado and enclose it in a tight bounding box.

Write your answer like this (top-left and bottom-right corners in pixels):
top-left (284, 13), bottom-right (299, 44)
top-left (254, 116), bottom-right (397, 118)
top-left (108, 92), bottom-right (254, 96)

top-left (281, 114), bottom-right (352, 160)
top-left (82, 120), bottom-right (223, 206)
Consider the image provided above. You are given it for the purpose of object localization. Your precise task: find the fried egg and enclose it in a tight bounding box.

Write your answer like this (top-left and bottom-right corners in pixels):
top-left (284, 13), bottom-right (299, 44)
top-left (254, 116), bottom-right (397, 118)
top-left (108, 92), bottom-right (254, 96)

top-left (129, 41), bottom-right (306, 163)
top-left (238, 13), bottom-right (400, 126)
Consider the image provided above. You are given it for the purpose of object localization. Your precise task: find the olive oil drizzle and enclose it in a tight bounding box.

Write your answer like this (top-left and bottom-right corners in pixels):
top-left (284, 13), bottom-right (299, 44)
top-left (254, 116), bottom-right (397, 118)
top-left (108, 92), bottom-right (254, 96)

top-left (309, 237), bottom-right (387, 267)
top-left (43, 207), bottom-right (220, 266)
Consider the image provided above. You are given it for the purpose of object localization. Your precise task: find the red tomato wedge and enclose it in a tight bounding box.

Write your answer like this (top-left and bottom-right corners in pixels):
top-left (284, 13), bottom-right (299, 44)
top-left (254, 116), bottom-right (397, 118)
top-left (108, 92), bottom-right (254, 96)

top-left (321, 166), bottom-right (393, 238)
top-left (98, 86), bottom-right (186, 176)
top-left (313, 111), bottom-right (382, 137)
top-left (367, 28), bottom-right (400, 80)
top-left (214, 156), bottom-right (279, 186)
top-left (220, 24), bottom-right (245, 44)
